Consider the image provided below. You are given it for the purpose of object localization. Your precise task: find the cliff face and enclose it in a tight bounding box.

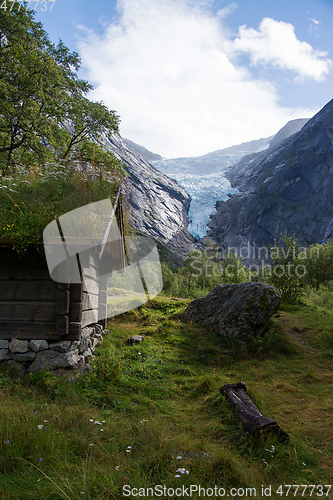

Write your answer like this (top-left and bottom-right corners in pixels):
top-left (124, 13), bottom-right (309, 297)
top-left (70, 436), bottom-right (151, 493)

top-left (98, 133), bottom-right (195, 261)
top-left (207, 99), bottom-right (333, 254)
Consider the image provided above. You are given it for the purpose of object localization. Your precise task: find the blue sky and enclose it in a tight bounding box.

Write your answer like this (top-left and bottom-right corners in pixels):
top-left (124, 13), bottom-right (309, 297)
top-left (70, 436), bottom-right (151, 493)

top-left (34, 0), bottom-right (333, 158)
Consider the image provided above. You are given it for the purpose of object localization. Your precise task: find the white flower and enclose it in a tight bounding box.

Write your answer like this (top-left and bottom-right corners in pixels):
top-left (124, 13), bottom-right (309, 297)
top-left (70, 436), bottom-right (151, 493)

top-left (175, 474), bottom-right (180, 478)
top-left (176, 456), bottom-right (182, 460)
top-left (127, 446), bottom-right (131, 449)
top-left (37, 425), bottom-right (43, 430)
top-left (94, 421), bottom-right (102, 425)
top-left (89, 419), bottom-right (94, 422)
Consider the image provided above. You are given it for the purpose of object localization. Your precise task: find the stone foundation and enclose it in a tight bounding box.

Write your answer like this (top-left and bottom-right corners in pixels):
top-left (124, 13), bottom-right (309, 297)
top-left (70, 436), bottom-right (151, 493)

top-left (0, 324), bottom-right (108, 376)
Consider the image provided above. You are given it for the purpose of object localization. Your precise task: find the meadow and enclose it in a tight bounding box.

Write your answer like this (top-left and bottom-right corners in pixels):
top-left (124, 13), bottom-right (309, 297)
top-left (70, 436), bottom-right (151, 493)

top-left (0, 290), bottom-right (332, 499)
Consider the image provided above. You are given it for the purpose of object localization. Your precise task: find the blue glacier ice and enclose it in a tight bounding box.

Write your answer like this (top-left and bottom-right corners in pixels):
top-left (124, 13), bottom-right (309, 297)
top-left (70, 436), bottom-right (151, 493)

top-left (152, 136), bottom-right (272, 239)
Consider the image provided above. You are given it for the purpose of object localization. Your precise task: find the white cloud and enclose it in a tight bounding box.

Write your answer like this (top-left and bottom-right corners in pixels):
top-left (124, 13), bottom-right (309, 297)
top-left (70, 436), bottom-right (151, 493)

top-left (77, 1), bottom-right (323, 158)
top-left (229, 17), bottom-right (332, 82)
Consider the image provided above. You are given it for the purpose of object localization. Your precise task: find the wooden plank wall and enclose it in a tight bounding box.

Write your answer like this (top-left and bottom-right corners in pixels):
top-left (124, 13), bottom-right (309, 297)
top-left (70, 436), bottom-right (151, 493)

top-left (0, 249), bottom-right (80, 340)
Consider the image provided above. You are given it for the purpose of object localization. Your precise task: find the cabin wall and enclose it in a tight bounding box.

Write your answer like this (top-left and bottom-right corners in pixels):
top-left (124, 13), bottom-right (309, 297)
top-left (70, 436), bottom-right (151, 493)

top-left (0, 246), bottom-right (110, 341)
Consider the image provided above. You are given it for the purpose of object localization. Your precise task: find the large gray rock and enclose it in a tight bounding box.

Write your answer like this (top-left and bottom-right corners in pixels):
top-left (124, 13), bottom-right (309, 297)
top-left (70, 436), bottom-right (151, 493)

top-left (27, 349), bottom-right (79, 373)
top-left (182, 282), bottom-right (281, 341)
top-left (12, 351), bottom-right (36, 362)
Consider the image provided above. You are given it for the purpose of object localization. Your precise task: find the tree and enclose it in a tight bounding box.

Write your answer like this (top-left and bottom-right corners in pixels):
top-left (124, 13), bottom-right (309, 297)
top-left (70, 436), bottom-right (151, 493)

top-left (0, 4), bottom-right (119, 173)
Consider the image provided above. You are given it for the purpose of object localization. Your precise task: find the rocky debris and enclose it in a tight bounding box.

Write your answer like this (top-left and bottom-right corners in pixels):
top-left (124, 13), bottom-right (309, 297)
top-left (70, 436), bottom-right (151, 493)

top-left (207, 99), bottom-right (333, 255)
top-left (0, 324), bottom-right (107, 376)
top-left (127, 335), bottom-right (144, 344)
top-left (99, 132), bottom-right (196, 262)
top-left (182, 282), bottom-right (281, 342)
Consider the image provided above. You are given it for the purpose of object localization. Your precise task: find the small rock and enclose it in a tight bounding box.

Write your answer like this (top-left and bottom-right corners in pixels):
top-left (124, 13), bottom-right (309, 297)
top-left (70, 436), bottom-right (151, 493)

top-left (94, 324), bottom-right (104, 335)
top-left (0, 340), bottom-right (9, 349)
top-left (29, 340), bottom-right (49, 353)
top-left (127, 335), bottom-right (144, 344)
top-left (0, 348), bottom-right (11, 361)
top-left (12, 351), bottom-right (36, 363)
top-left (79, 334), bottom-right (89, 354)
top-left (49, 341), bottom-right (78, 353)
top-left (9, 339), bottom-right (29, 354)
top-left (92, 333), bottom-right (103, 344)
top-left (81, 348), bottom-right (93, 360)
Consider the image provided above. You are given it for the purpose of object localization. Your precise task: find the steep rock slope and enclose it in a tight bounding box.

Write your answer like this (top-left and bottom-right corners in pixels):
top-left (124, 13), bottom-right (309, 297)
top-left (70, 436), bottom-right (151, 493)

top-left (207, 99), bottom-right (333, 253)
top-left (98, 133), bottom-right (195, 260)
top-left (123, 138), bottom-right (163, 162)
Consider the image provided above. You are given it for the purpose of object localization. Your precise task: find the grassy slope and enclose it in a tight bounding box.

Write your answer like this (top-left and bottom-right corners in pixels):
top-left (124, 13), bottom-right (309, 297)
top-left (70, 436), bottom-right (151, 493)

top-left (0, 297), bottom-right (332, 499)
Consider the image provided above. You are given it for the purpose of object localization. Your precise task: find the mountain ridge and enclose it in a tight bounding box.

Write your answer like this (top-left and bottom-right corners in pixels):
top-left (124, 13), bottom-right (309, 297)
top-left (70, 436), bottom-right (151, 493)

top-left (206, 99), bottom-right (333, 256)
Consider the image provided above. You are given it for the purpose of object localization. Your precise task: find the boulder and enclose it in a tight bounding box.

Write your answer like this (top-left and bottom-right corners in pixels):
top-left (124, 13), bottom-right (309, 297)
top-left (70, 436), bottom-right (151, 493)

top-left (182, 282), bottom-right (281, 342)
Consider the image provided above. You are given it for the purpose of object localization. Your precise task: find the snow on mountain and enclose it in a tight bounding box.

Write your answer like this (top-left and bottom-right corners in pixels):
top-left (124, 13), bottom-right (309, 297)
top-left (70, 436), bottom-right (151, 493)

top-left (152, 136), bottom-right (273, 239)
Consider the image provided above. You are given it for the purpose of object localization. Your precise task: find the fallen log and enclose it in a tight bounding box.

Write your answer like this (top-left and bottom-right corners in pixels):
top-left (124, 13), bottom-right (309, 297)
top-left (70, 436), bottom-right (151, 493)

top-left (220, 382), bottom-right (289, 442)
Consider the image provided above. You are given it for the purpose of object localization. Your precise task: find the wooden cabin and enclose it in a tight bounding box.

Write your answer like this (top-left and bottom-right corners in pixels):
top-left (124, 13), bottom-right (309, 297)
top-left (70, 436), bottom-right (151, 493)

top-left (0, 191), bottom-right (126, 341)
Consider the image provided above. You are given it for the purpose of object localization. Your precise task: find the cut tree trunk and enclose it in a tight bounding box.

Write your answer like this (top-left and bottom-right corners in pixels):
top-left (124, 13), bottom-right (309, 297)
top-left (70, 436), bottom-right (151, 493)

top-left (220, 382), bottom-right (289, 442)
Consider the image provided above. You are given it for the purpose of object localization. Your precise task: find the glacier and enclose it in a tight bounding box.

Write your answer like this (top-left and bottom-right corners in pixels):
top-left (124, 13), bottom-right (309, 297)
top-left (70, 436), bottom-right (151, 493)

top-left (152, 136), bottom-right (273, 239)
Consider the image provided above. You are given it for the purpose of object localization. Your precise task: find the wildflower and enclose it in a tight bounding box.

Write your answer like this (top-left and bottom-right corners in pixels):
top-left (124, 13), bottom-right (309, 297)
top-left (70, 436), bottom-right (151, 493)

top-left (89, 419), bottom-right (93, 422)
top-left (37, 425), bottom-right (43, 430)
top-left (115, 466), bottom-right (119, 470)
top-left (94, 421), bottom-right (102, 425)
top-left (6, 440), bottom-right (10, 444)
top-left (102, 421), bottom-right (106, 423)
top-left (89, 444), bottom-right (94, 447)
top-left (303, 463), bottom-right (306, 466)
top-left (175, 474), bottom-right (180, 478)
top-left (39, 458), bottom-right (43, 462)
top-left (100, 429), bottom-right (104, 432)
top-left (176, 456), bottom-right (182, 460)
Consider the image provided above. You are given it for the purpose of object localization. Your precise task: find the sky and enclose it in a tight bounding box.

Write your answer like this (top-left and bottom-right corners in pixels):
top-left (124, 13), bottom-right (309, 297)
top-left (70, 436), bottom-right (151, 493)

top-left (34, 0), bottom-right (333, 158)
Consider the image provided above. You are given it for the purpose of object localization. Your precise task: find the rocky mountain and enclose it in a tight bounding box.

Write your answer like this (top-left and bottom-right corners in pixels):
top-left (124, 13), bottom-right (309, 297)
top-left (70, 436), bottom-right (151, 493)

top-left (152, 118), bottom-right (308, 240)
top-left (269, 118), bottom-right (309, 149)
top-left (207, 99), bottom-right (333, 256)
top-left (97, 132), bottom-right (195, 261)
top-left (123, 138), bottom-right (163, 162)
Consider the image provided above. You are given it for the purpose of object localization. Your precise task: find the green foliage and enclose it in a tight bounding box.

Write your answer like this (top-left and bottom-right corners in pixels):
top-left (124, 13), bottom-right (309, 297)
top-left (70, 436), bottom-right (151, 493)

top-left (0, 4), bottom-right (119, 173)
top-left (268, 233), bottom-right (307, 299)
top-left (304, 240), bottom-right (333, 289)
top-left (0, 161), bottom-right (125, 253)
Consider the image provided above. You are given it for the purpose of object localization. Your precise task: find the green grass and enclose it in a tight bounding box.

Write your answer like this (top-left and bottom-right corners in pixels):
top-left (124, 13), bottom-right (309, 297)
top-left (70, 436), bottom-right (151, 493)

top-left (0, 296), bottom-right (332, 499)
